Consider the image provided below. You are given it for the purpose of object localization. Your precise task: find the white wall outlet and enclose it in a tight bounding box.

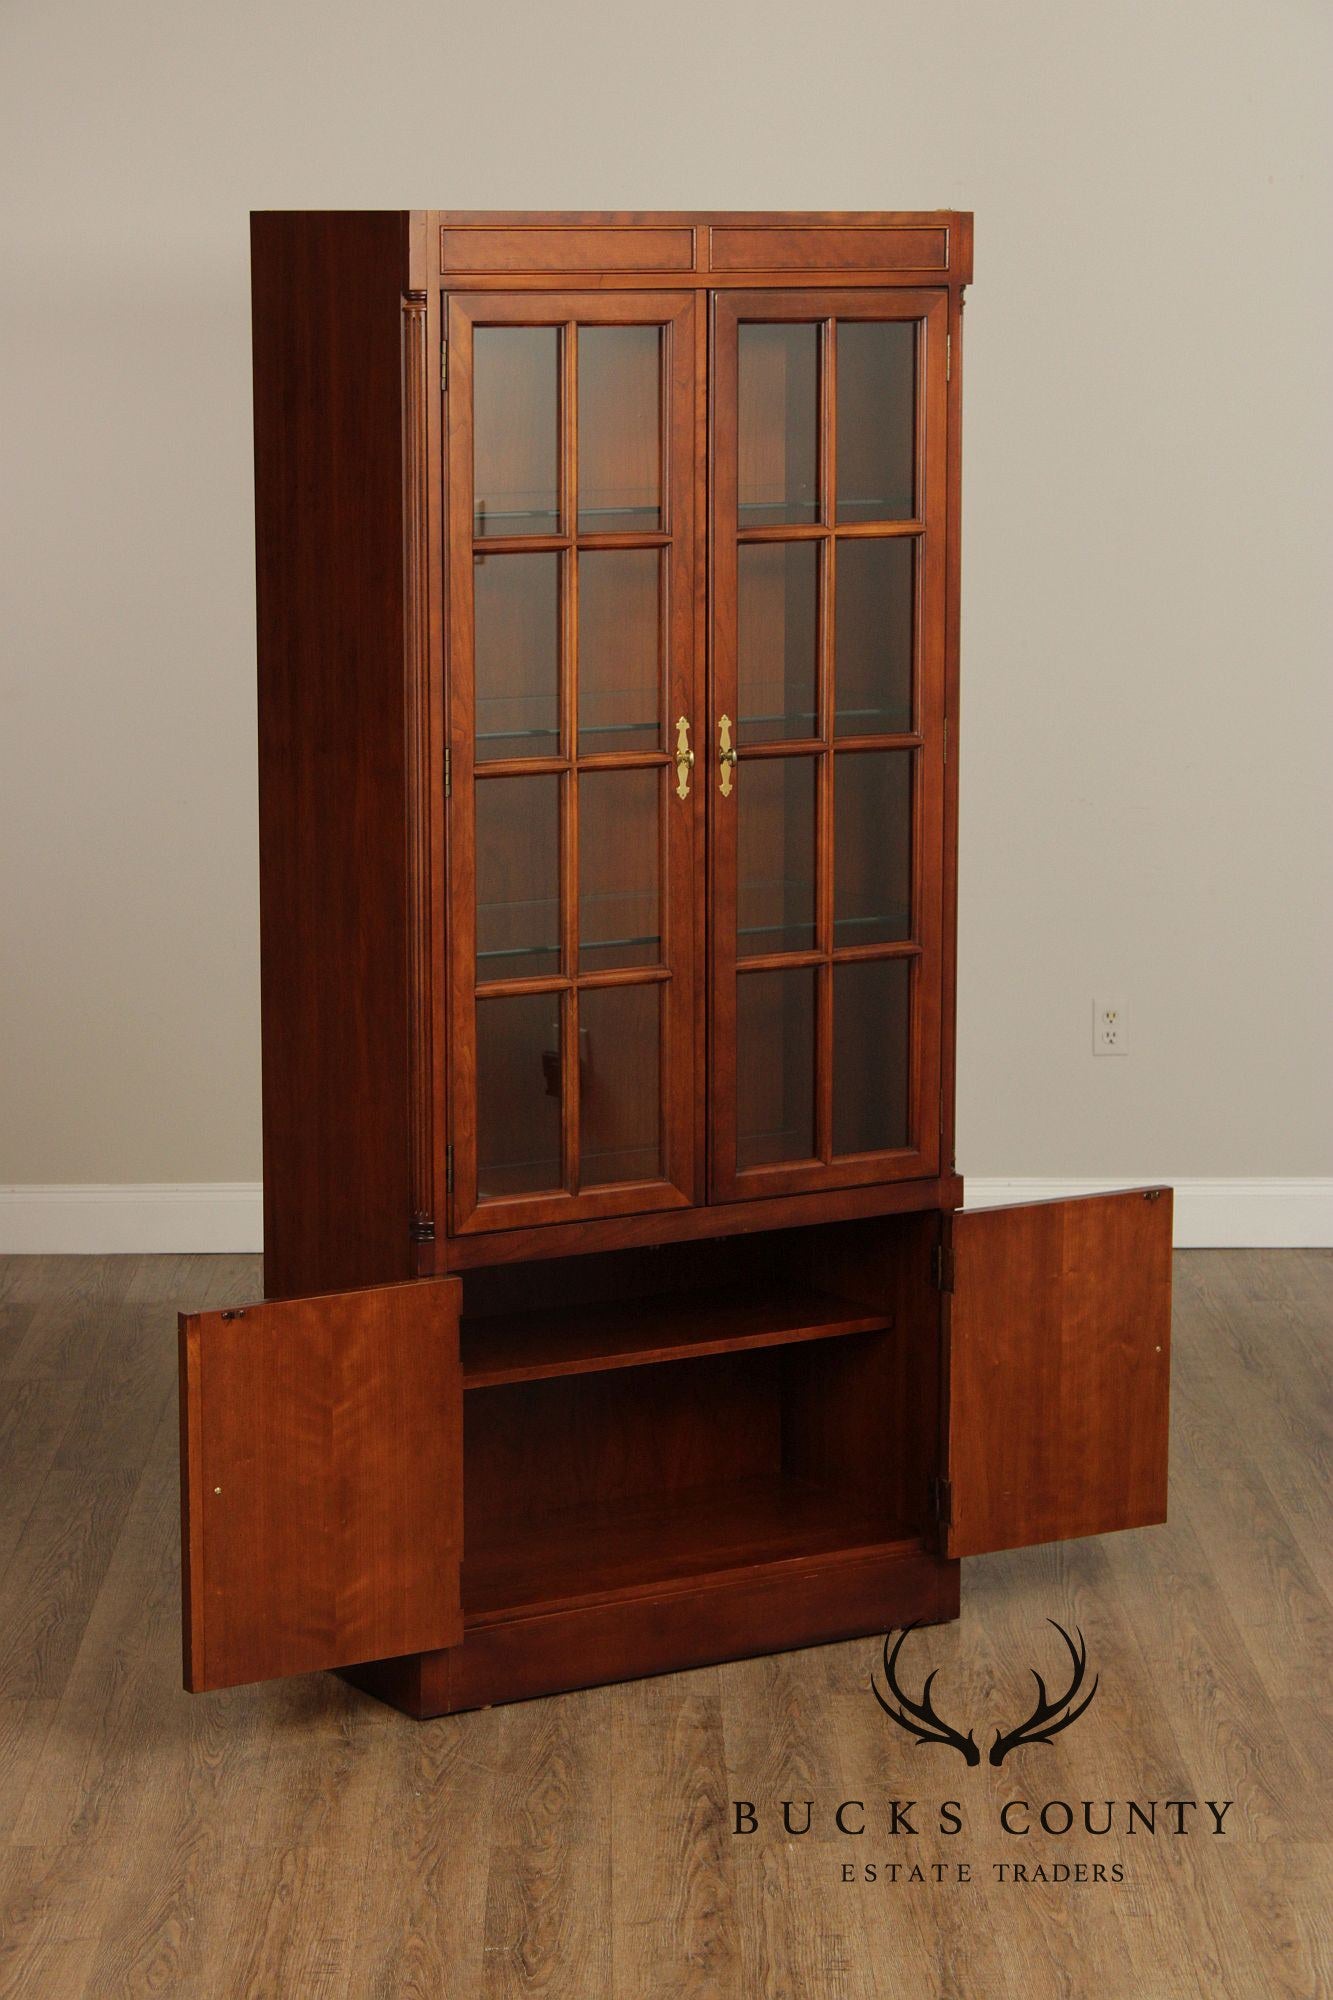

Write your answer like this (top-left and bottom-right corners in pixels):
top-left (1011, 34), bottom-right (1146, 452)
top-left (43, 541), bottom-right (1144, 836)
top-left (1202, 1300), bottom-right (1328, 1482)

top-left (1093, 998), bottom-right (1128, 1056)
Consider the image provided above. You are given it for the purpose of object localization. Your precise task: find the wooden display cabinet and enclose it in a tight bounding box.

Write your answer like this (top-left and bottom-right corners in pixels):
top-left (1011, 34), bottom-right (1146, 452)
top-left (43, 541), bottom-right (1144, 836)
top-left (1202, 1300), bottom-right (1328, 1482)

top-left (178, 212), bottom-right (1172, 1715)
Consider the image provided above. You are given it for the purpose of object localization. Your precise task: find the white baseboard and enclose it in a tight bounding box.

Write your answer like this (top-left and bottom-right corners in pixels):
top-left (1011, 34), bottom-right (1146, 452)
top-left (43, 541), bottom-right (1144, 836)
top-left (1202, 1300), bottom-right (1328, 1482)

top-left (963, 1178), bottom-right (1333, 1249)
top-left (0, 1183), bottom-right (264, 1254)
top-left (0, 1177), bottom-right (1328, 1255)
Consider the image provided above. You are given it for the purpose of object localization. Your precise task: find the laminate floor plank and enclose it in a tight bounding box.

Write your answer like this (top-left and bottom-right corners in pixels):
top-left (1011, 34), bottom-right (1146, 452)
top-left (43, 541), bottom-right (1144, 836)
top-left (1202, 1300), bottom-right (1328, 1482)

top-left (719, 1649), bottom-right (895, 2000)
top-left (2, 1257), bottom-right (129, 1381)
top-left (610, 1670), bottom-right (743, 1999)
top-left (345, 1707), bottom-right (503, 1998)
top-left (0, 1467), bottom-right (139, 1701)
top-left (0, 1249), bottom-right (1325, 1998)
top-left (1172, 1368), bottom-right (1332, 1702)
top-left (478, 1688), bottom-right (613, 1998)
top-left (0, 1304), bottom-right (37, 1368)
top-left (0, 1376), bottom-right (85, 1578)
top-left (9, 1402), bottom-right (194, 1847)
top-left (0, 1936), bottom-right (99, 2000)
top-left (211, 1844), bottom-right (360, 2000)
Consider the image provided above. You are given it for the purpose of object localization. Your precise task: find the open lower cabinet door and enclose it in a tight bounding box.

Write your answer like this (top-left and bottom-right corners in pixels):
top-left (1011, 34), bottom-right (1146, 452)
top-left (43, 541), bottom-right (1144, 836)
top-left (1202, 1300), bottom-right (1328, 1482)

top-left (943, 1189), bottom-right (1172, 1559)
top-left (179, 1277), bottom-right (463, 1691)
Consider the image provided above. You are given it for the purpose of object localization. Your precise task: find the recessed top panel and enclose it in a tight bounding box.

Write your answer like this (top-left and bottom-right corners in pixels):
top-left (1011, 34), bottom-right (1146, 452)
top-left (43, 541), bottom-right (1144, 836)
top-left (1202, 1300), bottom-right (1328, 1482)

top-left (710, 225), bottom-right (949, 273)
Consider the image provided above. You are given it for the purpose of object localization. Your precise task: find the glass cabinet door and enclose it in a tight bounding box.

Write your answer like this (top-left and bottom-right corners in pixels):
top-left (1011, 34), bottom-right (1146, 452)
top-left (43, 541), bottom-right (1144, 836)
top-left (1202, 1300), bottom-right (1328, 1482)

top-left (710, 289), bottom-right (948, 1198)
top-left (447, 292), bottom-right (700, 1232)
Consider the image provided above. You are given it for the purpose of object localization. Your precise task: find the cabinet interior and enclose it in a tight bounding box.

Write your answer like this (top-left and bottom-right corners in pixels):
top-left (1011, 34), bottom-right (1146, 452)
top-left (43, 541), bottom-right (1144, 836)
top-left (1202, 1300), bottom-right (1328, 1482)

top-left (458, 1210), bottom-right (941, 1622)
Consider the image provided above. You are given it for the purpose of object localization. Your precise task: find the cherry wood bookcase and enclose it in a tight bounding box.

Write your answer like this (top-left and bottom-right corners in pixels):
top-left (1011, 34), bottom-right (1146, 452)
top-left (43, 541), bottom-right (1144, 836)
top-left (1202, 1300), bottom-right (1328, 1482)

top-left (178, 212), bottom-right (1172, 1716)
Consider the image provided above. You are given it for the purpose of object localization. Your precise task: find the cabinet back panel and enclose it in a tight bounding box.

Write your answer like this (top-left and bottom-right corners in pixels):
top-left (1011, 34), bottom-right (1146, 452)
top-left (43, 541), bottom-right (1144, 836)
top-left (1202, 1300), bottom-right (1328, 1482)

top-left (464, 1350), bottom-right (782, 1524)
top-left (779, 1209), bottom-right (942, 1530)
top-left (458, 1211), bottom-right (934, 1322)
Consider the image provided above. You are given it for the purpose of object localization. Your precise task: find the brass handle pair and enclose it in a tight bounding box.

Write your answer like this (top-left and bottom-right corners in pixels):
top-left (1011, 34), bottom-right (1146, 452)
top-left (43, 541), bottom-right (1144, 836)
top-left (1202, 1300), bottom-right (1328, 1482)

top-left (675, 715), bottom-right (738, 799)
top-left (718, 714), bottom-right (738, 797)
top-left (674, 717), bottom-right (695, 799)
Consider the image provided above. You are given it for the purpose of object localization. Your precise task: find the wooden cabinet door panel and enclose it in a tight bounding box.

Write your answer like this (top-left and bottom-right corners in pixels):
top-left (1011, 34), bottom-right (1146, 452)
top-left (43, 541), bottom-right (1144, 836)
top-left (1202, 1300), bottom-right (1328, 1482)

top-left (179, 1278), bottom-right (463, 1691)
top-left (945, 1190), bottom-right (1172, 1558)
top-left (709, 289), bottom-right (949, 1201)
top-left (446, 291), bottom-right (703, 1235)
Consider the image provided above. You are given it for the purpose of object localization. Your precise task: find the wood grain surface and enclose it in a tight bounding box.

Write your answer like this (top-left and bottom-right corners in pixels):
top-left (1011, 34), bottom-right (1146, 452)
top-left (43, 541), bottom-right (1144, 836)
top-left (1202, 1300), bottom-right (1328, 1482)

top-left (946, 1189), bottom-right (1173, 1557)
top-left (0, 1249), bottom-right (1327, 1996)
top-left (250, 212), bottom-right (417, 1302)
top-left (180, 1277), bottom-right (463, 1691)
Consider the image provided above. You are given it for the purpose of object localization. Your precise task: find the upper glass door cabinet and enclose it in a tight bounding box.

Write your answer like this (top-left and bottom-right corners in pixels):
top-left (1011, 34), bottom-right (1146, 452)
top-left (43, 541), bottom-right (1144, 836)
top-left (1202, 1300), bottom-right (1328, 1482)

top-left (710, 290), bottom-right (948, 1199)
top-left (447, 292), bottom-right (700, 1232)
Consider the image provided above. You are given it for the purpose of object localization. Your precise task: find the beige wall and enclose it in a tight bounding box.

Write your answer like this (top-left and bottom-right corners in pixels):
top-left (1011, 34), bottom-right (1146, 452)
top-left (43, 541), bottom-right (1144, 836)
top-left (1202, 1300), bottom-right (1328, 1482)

top-left (1, 0), bottom-right (1329, 1187)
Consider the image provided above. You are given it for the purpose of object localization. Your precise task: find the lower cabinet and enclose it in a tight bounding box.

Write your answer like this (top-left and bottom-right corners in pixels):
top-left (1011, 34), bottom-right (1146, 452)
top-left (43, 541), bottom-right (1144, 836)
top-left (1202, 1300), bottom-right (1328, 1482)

top-left (179, 1189), bottom-right (1172, 1715)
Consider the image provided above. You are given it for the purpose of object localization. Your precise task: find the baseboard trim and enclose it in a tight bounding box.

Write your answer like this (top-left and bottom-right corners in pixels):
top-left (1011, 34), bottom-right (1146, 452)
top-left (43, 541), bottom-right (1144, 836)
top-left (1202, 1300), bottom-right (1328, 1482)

top-left (0, 1178), bottom-right (1328, 1255)
top-left (963, 1178), bottom-right (1332, 1249)
top-left (0, 1183), bottom-right (264, 1254)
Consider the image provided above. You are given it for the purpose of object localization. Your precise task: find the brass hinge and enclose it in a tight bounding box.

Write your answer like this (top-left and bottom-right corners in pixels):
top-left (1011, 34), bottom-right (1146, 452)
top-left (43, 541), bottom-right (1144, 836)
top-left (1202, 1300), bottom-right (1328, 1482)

top-left (929, 1476), bottom-right (954, 1526)
top-left (932, 1241), bottom-right (955, 1294)
top-left (946, 333), bottom-right (952, 382)
top-left (444, 746), bottom-right (452, 797)
top-left (409, 1211), bottom-right (435, 1245)
top-left (445, 1145), bottom-right (454, 1195)
top-left (440, 338), bottom-right (448, 392)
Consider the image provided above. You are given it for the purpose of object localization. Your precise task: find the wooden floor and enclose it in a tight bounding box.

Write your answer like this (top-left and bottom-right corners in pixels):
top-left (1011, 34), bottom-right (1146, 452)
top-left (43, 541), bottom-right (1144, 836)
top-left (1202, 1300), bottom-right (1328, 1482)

top-left (0, 1251), bottom-right (1328, 1998)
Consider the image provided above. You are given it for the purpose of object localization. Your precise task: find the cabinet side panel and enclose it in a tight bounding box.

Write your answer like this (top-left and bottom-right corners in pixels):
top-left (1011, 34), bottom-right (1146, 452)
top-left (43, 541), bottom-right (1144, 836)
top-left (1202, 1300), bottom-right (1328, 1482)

top-left (251, 212), bottom-right (414, 1298)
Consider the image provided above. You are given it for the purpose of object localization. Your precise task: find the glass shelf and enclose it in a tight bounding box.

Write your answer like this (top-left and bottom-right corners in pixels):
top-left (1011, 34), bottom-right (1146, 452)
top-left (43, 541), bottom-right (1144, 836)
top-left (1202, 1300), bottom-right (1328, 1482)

top-left (476, 891), bottom-right (664, 975)
top-left (476, 937), bottom-right (659, 967)
top-left (473, 722), bottom-right (660, 746)
top-left (739, 710), bottom-right (818, 731)
top-left (733, 498), bottom-right (916, 522)
top-left (473, 505), bottom-right (670, 536)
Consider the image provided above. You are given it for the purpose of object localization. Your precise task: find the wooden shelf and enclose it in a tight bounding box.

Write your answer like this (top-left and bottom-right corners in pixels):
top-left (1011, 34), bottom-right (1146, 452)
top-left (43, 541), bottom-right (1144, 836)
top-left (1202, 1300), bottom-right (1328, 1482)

top-left (463, 1475), bottom-right (915, 1624)
top-left (461, 1283), bottom-right (891, 1389)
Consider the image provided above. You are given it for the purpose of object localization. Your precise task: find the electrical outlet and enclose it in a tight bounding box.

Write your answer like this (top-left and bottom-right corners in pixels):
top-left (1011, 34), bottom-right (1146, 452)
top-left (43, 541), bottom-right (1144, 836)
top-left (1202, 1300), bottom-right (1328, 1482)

top-left (1093, 999), bottom-right (1128, 1056)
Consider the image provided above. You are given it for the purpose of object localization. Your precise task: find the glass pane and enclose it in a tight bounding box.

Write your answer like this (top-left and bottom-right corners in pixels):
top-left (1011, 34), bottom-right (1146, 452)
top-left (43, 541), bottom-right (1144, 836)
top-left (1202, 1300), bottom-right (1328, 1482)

top-left (476, 993), bottom-right (563, 1198)
top-left (833, 959), bottom-right (911, 1155)
top-left (738, 542), bottom-right (818, 745)
top-left (579, 984), bottom-right (662, 1186)
top-left (475, 773), bottom-right (561, 979)
top-left (578, 326), bottom-right (662, 534)
top-left (474, 327), bottom-right (559, 538)
top-left (738, 323), bottom-right (818, 529)
top-left (578, 549), bottom-right (661, 753)
top-left (834, 752), bottom-right (912, 947)
top-left (836, 320), bottom-right (915, 523)
top-left (579, 768), bottom-right (660, 972)
top-left (736, 969), bottom-right (816, 1170)
top-left (738, 757), bottom-right (816, 957)
top-left (474, 552), bottom-right (560, 761)
top-left (835, 538), bottom-right (913, 738)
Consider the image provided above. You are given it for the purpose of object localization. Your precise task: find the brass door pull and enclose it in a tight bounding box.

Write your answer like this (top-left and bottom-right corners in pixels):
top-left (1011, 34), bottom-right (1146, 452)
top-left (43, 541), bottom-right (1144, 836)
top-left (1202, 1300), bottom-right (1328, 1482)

top-left (674, 716), bottom-right (695, 799)
top-left (718, 714), bottom-right (738, 797)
